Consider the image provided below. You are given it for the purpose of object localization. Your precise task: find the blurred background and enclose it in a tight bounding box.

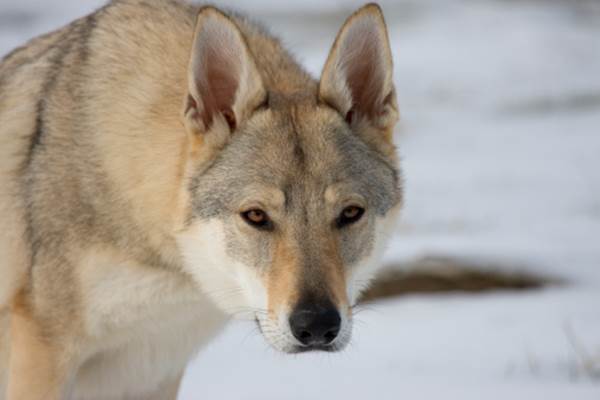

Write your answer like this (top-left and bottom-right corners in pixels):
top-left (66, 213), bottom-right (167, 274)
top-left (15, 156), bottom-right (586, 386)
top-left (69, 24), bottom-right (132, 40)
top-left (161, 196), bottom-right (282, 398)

top-left (2, 0), bottom-right (599, 398)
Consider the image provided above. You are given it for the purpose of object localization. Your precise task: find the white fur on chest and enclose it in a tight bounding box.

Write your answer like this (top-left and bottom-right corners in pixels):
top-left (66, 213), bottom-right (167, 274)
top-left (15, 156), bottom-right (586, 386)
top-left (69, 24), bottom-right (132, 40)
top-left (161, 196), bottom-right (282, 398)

top-left (71, 249), bottom-right (228, 399)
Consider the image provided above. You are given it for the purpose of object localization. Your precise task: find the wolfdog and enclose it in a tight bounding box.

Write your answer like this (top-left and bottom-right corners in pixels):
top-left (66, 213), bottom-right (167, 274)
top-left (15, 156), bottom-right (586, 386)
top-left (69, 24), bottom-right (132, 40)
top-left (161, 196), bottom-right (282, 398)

top-left (0, 0), bottom-right (402, 398)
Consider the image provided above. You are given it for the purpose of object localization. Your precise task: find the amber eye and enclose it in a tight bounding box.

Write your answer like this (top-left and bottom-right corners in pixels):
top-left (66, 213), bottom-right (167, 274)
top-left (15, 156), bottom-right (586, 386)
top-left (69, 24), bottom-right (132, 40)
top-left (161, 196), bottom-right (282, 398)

top-left (337, 205), bottom-right (365, 228)
top-left (241, 209), bottom-right (273, 230)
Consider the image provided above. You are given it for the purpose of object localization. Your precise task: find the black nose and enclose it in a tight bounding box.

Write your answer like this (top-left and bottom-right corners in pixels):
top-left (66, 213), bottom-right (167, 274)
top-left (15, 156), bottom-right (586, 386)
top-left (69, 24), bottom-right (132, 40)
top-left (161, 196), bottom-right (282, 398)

top-left (289, 304), bottom-right (341, 346)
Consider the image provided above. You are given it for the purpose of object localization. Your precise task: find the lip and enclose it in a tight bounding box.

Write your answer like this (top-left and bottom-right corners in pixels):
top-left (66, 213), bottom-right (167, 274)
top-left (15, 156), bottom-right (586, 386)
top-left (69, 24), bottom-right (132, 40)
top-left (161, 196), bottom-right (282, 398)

top-left (291, 344), bottom-right (338, 353)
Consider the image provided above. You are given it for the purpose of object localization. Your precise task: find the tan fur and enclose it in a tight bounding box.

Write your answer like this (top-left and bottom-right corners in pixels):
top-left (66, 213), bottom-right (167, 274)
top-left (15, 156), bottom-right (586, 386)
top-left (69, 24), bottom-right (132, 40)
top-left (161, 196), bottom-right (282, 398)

top-left (7, 293), bottom-right (69, 400)
top-left (267, 237), bottom-right (301, 316)
top-left (0, 0), bottom-right (400, 397)
top-left (319, 236), bottom-right (349, 309)
top-left (266, 208), bottom-right (348, 316)
top-left (0, 27), bottom-right (68, 313)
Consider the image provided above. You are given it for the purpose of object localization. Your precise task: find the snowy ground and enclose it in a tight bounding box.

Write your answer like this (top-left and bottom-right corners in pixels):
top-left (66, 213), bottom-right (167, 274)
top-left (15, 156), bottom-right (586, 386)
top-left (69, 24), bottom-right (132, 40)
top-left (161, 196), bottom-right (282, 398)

top-left (1, 0), bottom-right (599, 398)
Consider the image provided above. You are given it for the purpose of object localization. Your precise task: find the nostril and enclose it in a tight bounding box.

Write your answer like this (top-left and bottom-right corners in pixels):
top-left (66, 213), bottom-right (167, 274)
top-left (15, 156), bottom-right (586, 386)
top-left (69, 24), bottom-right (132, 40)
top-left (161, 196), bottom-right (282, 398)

top-left (323, 328), bottom-right (339, 344)
top-left (299, 330), bottom-right (312, 342)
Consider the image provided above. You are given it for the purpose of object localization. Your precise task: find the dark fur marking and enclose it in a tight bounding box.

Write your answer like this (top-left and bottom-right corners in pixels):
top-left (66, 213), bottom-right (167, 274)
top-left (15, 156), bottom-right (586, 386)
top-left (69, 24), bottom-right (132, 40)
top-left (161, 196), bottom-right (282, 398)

top-left (296, 274), bottom-right (337, 311)
top-left (289, 107), bottom-right (307, 169)
top-left (23, 16), bottom-right (100, 277)
top-left (25, 13), bottom-right (100, 168)
top-left (25, 52), bottom-right (66, 165)
top-left (78, 13), bottom-right (99, 64)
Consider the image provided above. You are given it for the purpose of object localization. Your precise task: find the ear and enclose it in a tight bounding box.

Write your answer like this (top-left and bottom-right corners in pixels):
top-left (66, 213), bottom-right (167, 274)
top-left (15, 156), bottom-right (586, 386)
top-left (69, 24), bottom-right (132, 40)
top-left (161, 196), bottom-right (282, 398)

top-left (184, 7), bottom-right (266, 137)
top-left (319, 3), bottom-right (398, 139)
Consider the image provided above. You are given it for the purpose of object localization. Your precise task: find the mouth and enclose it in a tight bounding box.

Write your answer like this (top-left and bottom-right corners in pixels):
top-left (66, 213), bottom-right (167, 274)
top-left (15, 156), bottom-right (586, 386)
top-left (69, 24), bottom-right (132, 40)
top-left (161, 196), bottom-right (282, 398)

top-left (289, 343), bottom-right (339, 353)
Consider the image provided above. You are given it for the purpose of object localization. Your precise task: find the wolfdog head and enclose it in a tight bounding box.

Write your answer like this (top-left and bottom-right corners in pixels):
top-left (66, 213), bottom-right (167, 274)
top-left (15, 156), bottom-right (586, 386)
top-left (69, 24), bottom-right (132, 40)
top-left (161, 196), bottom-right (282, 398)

top-left (176, 4), bottom-right (402, 353)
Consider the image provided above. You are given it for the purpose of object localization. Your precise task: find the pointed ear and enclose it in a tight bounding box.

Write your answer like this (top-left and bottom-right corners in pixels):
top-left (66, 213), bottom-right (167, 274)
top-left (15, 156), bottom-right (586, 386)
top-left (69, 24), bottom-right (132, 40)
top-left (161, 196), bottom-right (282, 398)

top-left (183, 7), bottom-right (266, 136)
top-left (319, 4), bottom-right (398, 139)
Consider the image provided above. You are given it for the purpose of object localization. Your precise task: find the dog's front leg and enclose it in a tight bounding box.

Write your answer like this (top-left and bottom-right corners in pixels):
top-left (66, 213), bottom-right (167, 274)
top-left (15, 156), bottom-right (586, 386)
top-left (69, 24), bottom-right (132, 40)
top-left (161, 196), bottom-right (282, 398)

top-left (6, 308), bottom-right (71, 400)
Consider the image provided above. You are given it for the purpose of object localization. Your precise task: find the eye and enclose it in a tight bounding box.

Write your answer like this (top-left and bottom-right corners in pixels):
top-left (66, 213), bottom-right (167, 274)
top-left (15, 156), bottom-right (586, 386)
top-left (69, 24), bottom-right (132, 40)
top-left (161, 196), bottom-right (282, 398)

top-left (241, 209), bottom-right (273, 230)
top-left (336, 205), bottom-right (365, 228)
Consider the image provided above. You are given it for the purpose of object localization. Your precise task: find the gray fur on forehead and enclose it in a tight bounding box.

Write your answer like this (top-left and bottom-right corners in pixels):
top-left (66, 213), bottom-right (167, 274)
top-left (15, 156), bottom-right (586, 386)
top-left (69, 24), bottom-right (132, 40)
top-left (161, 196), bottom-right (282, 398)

top-left (189, 108), bottom-right (401, 219)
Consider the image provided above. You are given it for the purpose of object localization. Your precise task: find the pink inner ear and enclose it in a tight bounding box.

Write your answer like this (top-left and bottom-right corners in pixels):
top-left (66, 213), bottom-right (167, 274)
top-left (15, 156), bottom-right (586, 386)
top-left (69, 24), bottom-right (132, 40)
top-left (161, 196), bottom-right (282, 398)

top-left (191, 18), bottom-right (242, 130)
top-left (198, 55), bottom-right (239, 128)
top-left (339, 19), bottom-right (386, 118)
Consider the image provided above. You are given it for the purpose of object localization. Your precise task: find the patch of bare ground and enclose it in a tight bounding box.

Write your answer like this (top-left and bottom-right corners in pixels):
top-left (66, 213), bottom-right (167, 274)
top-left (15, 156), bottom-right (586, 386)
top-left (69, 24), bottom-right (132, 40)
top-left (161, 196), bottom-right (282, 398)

top-left (360, 256), bottom-right (557, 303)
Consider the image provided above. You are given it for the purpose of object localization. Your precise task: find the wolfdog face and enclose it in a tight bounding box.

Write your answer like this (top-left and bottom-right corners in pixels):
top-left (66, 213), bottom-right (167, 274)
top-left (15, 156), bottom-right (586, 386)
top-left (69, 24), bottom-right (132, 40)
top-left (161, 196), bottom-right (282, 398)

top-left (177, 4), bottom-right (402, 353)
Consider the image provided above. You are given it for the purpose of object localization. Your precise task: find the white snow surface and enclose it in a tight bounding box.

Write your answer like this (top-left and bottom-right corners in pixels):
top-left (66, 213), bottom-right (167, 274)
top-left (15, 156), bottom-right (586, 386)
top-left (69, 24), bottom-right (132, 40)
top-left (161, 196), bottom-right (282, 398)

top-left (1, 0), bottom-right (599, 398)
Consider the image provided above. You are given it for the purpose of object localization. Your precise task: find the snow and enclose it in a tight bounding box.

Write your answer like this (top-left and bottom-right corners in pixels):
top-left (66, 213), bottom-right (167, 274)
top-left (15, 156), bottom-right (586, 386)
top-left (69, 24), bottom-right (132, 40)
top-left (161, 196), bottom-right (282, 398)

top-left (2, 0), bottom-right (599, 398)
